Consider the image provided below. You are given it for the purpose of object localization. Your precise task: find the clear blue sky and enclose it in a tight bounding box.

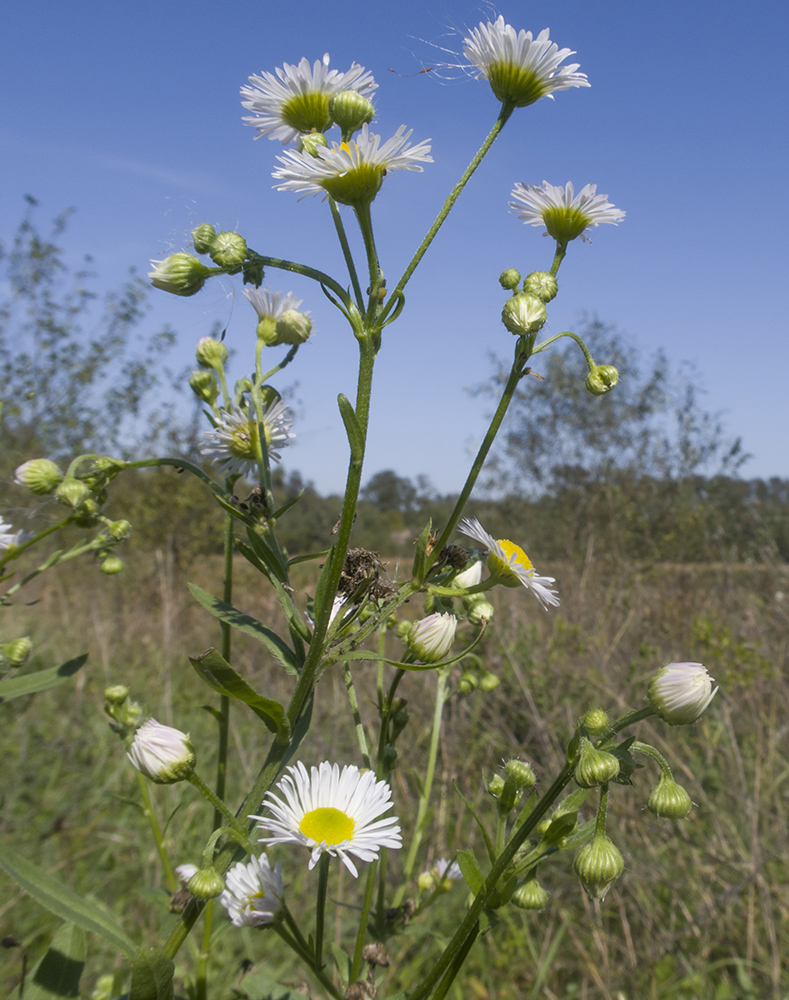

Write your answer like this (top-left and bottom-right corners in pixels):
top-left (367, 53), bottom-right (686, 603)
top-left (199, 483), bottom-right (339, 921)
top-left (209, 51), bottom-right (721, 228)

top-left (3, 0), bottom-right (787, 494)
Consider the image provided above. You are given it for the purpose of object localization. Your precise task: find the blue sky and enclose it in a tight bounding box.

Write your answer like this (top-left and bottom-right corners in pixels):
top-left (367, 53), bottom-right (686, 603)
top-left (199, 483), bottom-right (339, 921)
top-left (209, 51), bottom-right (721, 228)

top-left (3, 0), bottom-right (787, 494)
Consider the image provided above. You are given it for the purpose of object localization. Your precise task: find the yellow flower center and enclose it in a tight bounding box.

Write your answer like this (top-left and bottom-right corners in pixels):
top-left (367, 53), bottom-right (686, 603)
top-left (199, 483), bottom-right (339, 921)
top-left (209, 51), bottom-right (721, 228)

top-left (228, 419), bottom-right (260, 461)
top-left (541, 206), bottom-right (591, 243)
top-left (487, 62), bottom-right (548, 108)
top-left (281, 92), bottom-right (333, 134)
top-left (488, 538), bottom-right (534, 588)
top-left (300, 806), bottom-right (356, 845)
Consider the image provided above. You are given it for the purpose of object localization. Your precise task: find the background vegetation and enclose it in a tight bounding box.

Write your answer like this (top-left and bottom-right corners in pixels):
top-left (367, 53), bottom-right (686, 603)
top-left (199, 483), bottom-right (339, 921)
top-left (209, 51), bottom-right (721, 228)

top-left (1, 207), bottom-right (787, 998)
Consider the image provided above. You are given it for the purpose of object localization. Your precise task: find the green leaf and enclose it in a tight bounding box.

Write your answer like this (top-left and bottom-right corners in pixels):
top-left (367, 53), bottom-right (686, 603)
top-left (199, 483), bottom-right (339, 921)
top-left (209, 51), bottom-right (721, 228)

top-left (271, 489), bottom-right (305, 520)
top-left (331, 944), bottom-right (352, 984)
top-left (411, 519), bottom-right (433, 584)
top-left (129, 948), bottom-right (174, 1000)
top-left (456, 848), bottom-right (484, 895)
top-left (188, 583), bottom-right (298, 675)
top-left (27, 923), bottom-right (86, 999)
top-left (0, 840), bottom-right (136, 959)
top-left (190, 649), bottom-right (290, 745)
top-left (337, 394), bottom-right (364, 461)
top-left (0, 654), bottom-right (87, 703)
top-left (226, 966), bottom-right (303, 1000)
top-left (243, 528), bottom-right (288, 582)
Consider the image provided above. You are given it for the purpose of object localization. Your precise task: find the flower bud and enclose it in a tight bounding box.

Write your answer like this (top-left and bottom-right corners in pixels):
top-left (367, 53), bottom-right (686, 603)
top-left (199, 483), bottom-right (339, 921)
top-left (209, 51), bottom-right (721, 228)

top-left (191, 223), bottom-right (216, 255)
top-left (55, 478), bottom-right (91, 509)
top-left (91, 974), bottom-right (116, 1000)
top-left (1, 637), bottom-right (33, 668)
top-left (175, 863), bottom-right (199, 887)
top-left (573, 834), bottom-right (625, 901)
top-left (108, 520), bottom-right (132, 541)
top-left (275, 309), bottom-right (313, 345)
top-left (574, 737), bottom-right (620, 788)
top-left (457, 672), bottom-right (478, 695)
top-left (300, 132), bottom-right (329, 156)
top-left (586, 364), bottom-right (619, 396)
top-left (189, 369), bottom-right (220, 405)
top-left (452, 560), bottom-right (482, 590)
top-left (648, 662), bottom-right (717, 726)
top-left (196, 336), bottom-right (228, 370)
top-left (504, 758), bottom-right (536, 789)
top-left (329, 91), bottom-right (375, 133)
top-left (209, 231), bottom-right (248, 271)
top-left (580, 708), bottom-right (610, 737)
top-left (647, 773), bottom-right (693, 819)
top-left (512, 875), bottom-right (549, 910)
top-left (407, 612), bottom-right (457, 663)
top-left (395, 620), bottom-right (413, 640)
top-left (104, 685), bottom-right (129, 706)
top-left (100, 556), bottom-right (124, 575)
top-left (501, 292), bottom-right (548, 337)
top-left (148, 253), bottom-right (211, 296)
top-left (498, 268), bottom-right (521, 290)
top-left (478, 670), bottom-right (500, 691)
top-left (487, 774), bottom-right (505, 797)
top-left (522, 270), bottom-right (558, 303)
top-left (467, 600), bottom-right (495, 626)
top-left (14, 459), bottom-right (63, 495)
top-left (417, 870), bottom-right (435, 893)
top-left (186, 867), bottom-right (225, 900)
top-left (127, 718), bottom-right (195, 784)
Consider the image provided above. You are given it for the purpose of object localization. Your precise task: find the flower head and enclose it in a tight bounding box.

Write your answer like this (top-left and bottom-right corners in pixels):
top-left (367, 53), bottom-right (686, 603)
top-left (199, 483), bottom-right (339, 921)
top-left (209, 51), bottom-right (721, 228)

top-left (241, 54), bottom-right (377, 145)
top-left (127, 718), bottom-right (195, 784)
top-left (219, 854), bottom-right (283, 927)
top-left (463, 18), bottom-right (589, 108)
top-left (148, 253), bottom-right (212, 296)
top-left (244, 287), bottom-right (313, 346)
top-left (573, 833), bottom-right (625, 901)
top-left (648, 662), bottom-right (717, 726)
top-left (510, 182), bottom-right (625, 243)
top-left (0, 516), bottom-right (29, 551)
top-left (407, 612), bottom-right (458, 663)
top-left (458, 517), bottom-right (558, 610)
top-left (15, 459), bottom-right (63, 495)
top-left (199, 400), bottom-right (293, 479)
top-left (252, 761), bottom-right (402, 878)
top-left (272, 124), bottom-right (432, 206)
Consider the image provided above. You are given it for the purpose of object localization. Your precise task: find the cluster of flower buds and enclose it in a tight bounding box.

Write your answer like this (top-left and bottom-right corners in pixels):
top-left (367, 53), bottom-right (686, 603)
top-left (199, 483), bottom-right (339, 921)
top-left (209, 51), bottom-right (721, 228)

top-left (147, 223), bottom-right (255, 299)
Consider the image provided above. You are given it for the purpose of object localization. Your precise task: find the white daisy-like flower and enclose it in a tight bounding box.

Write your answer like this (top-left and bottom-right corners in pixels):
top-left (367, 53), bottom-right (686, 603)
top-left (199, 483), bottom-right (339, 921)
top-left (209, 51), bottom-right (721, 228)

top-left (435, 858), bottom-right (462, 882)
top-left (244, 286), bottom-right (305, 321)
top-left (127, 718), bottom-right (196, 784)
top-left (463, 17), bottom-right (589, 108)
top-left (510, 181), bottom-right (625, 243)
top-left (272, 124), bottom-right (432, 206)
top-left (219, 854), bottom-right (284, 928)
top-left (252, 761), bottom-right (402, 878)
top-left (241, 54), bottom-right (377, 145)
top-left (407, 612), bottom-right (458, 663)
top-left (0, 516), bottom-right (27, 551)
top-left (458, 517), bottom-right (559, 610)
top-left (648, 662), bottom-right (718, 726)
top-left (199, 400), bottom-right (294, 479)
top-left (244, 287), bottom-right (313, 346)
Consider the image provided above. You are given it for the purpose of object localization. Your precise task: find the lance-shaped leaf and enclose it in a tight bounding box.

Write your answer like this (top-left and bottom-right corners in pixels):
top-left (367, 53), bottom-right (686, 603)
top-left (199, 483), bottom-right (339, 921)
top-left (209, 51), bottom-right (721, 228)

top-left (188, 583), bottom-right (298, 675)
top-left (0, 840), bottom-right (136, 959)
top-left (190, 648), bottom-right (290, 744)
top-left (337, 394), bottom-right (364, 462)
top-left (129, 949), bottom-right (174, 1000)
top-left (411, 519), bottom-right (433, 585)
top-left (456, 849), bottom-right (485, 895)
top-left (27, 922), bottom-right (86, 1000)
top-left (0, 654), bottom-right (87, 703)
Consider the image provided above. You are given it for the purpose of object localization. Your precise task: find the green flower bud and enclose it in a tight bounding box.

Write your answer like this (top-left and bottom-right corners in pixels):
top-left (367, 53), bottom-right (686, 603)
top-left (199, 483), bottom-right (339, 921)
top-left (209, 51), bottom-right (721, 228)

top-left (104, 684), bottom-right (129, 705)
top-left (382, 745), bottom-right (398, 769)
top-left (300, 132), bottom-right (329, 156)
top-left (478, 670), bottom-right (500, 692)
top-left (127, 718), bottom-right (195, 784)
top-left (501, 292), bottom-right (548, 337)
top-left (574, 737), bottom-right (620, 788)
top-left (395, 620), bottom-right (413, 640)
top-left (14, 459), bottom-right (63, 495)
top-left (186, 867), bottom-right (225, 900)
top-left (417, 870), bottom-right (435, 893)
top-left (457, 672), bottom-right (478, 695)
top-left (522, 270), bottom-right (558, 303)
top-left (148, 253), bottom-right (212, 296)
top-left (574, 834), bottom-right (625, 901)
top-left (196, 336), bottom-right (228, 370)
top-left (275, 309), bottom-right (313, 345)
top-left (391, 706), bottom-right (410, 740)
top-left (586, 364), bottom-right (620, 396)
top-left (55, 478), bottom-right (91, 509)
top-left (209, 231), bottom-right (248, 271)
top-left (2, 637), bottom-right (33, 668)
top-left (649, 662), bottom-right (717, 726)
top-left (499, 268), bottom-right (521, 290)
top-left (189, 369), bottom-right (220, 405)
top-left (407, 613), bottom-right (457, 663)
top-left (512, 875), bottom-right (549, 910)
top-left (91, 974), bottom-right (116, 1000)
top-left (504, 758), bottom-right (536, 789)
top-left (467, 600), bottom-right (495, 626)
top-left (580, 708), bottom-right (610, 737)
top-left (487, 774), bottom-right (505, 797)
top-left (108, 520), bottom-right (132, 541)
top-left (191, 223), bottom-right (216, 255)
top-left (328, 91), bottom-right (375, 133)
top-left (100, 556), bottom-right (124, 575)
top-left (647, 773), bottom-right (693, 819)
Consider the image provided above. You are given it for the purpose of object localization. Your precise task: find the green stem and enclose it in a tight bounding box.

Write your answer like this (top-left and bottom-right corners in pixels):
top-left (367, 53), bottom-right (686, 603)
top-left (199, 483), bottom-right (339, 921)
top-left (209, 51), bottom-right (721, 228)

top-left (432, 921), bottom-right (480, 1000)
top-left (394, 669), bottom-right (450, 905)
top-left (274, 915), bottom-right (345, 1000)
top-left (193, 899), bottom-right (213, 1000)
top-left (350, 861), bottom-right (378, 982)
top-left (0, 516), bottom-right (73, 571)
top-left (136, 772), bottom-right (178, 892)
top-left (213, 511), bottom-right (234, 830)
top-left (381, 104), bottom-right (514, 322)
top-left (314, 852), bottom-right (331, 969)
top-left (329, 197), bottom-right (364, 308)
top-left (343, 663), bottom-right (372, 770)
top-left (247, 251), bottom-right (350, 304)
top-left (186, 772), bottom-right (251, 849)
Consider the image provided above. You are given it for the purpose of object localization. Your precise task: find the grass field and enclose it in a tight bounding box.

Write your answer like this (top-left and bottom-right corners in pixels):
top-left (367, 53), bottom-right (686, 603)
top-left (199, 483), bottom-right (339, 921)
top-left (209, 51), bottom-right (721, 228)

top-left (2, 549), bottom-right (787, 999)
